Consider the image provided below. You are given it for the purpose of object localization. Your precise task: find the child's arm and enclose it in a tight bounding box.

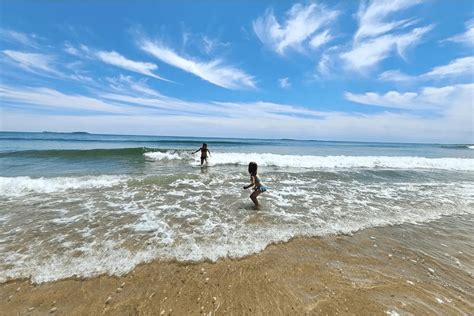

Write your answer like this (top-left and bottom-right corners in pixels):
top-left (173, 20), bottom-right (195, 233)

top-left (243, 176), bottom-right (255, 189)
top-left (207, 149), bottom-right (211, 156)
top-left (191, 147), bottom-right (201, 154)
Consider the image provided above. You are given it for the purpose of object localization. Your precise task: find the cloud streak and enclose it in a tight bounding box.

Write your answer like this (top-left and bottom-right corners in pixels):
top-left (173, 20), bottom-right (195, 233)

top-left (62, 43), bottom-right (170, 81)
top-left (140, 40), bottom-right (256, 90)
top-left (0, 28), bottom-right (39, 48)
top-left (2, 81), bottom-right (472, 143)
top-left (0, 85), bottom-right (128, 114)
top-left (95, 50), bottom-right (170, 82)
top-left (2, 50), bottom-right (60, 76)
top-left (379, 56), bottom-right (474, 82)
top-left (345, 83), bottom-right (473, 110)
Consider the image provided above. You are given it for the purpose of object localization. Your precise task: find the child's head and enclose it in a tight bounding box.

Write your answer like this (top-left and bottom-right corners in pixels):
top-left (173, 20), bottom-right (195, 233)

top-left (202, 143), bottom-right (207, 149)
top-left (248, 161), bottom-right (258, 175)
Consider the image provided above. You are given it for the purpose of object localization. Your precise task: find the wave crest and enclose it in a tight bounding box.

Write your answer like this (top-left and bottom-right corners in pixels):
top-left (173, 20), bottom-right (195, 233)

top-left (145, 151), bottom-right (474, 171)
top-left (0, 175), bottom-right (128, 197)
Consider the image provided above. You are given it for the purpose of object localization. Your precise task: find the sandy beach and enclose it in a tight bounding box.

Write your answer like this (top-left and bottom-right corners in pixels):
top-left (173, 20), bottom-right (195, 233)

top-left (1, 215), bottom-right (472, 315)
top-left (2, 0), bottom-right (474, 314)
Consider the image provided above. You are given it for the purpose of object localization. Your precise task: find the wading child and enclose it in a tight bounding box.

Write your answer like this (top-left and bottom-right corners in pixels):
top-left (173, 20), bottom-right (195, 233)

top-left (243, 161), bottom-right (267, 209)
top-left (192, 143), bottom-right (211, 165)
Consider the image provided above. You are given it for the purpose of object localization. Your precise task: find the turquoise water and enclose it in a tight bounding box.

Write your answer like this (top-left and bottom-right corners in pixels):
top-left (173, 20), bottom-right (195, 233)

top-left (0, 132), bottom-right (473, 283)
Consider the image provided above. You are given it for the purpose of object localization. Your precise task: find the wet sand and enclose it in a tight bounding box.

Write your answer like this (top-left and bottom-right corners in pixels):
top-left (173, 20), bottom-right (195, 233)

top-left (1, 217), bottom-right (473, 315)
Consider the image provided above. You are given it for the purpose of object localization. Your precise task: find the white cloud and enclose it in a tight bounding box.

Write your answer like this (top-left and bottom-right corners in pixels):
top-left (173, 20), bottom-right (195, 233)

top-left (423, 56), bottom-right (474, 79)
top-left (1, 82), bottom-right (472, 142)
top-left (309, 30), bottom-right (333, 49)
top-left (62, 44), bottom-right (170, 82)
top-left (379, 56), bottom-right (474, 82)
top-left (95, 50), bottom-right (169, 82)
top-left (0, 85), bottom-right (128, 114)
top-left (253, 3), bottom-right (338, 55)
top-left (278, 77), bottom-right (291, 88)
top-left (341, 0), bottom-right (432, 71)
top-left (342, 25), bottom-right (432, 72)
top-left (446, 18), bottom-right (474, 48)
top-left (378, 69), bottom-right (415, 82)
top-left (2, 50), bottom-right (60, 75)
top-left (354, 0), bottom-right (424, 41)
top-left (106, 75), bottom-right (162, 97)
top-left (64, 42), bottom-right (81, 56)
top-left (140, 40), bottom-right (256, 90)
top-left (345, 83), bottom-right (473, 110)
top-left (201, 36), bottom-right (229, 55)
top-left (0, 28), bottom-right (39, 47)
top-left (315, 46), bottom-right (341, 77)
top-left (2, 49), bottom-right (98, 83)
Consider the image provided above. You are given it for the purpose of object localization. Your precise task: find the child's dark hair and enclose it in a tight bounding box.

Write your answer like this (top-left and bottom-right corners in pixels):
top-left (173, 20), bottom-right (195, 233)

top-left (248, 161), bottom-right (257, 176)
top-left (202, 143), bottom-right (207, 148)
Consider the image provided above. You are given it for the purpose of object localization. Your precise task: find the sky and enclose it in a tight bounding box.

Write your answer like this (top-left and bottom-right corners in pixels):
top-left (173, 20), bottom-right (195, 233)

top-left (0, 0), bottom-right (473, 143)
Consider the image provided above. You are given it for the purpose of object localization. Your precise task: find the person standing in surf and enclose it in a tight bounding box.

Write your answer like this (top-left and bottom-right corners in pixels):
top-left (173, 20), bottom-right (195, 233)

top-left (192, 143), bottom-right (211, 165)
top-left (243, 161), bottom-right (267, 209)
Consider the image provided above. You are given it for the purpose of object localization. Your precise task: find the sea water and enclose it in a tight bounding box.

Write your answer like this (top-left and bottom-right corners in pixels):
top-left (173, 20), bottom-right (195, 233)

top-left (0, 132), bottom-right (473, 283)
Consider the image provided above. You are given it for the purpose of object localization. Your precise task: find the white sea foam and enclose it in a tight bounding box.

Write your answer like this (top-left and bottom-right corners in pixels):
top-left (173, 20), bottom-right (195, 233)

top-left (0, 175), bottom-right (129, 197)
top-left (208, 153), bottom-right (474, 171)
top-left (143, 151), bottom-right (474, 171)
top-left (1, 170), bottom-right (473, 284)
top-left (468, 145), bottom-right (474, 149)
top-left (144, 151), bottom-right (186, 161)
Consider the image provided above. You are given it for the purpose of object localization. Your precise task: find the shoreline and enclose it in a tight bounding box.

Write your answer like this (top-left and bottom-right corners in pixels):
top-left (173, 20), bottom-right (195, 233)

top-left (1, 216), bottom-right (473, 315)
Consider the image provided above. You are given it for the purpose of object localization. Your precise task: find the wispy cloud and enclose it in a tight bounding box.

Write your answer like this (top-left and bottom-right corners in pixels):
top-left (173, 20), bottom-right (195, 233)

top-left (140, 39), bottom-right (256, 90)
top-left (446, 18), bottom-right (474, 48)
top-left (354, 0), bottom-right (424, 41)
top-left (341, 26), bottom-right (432, 72)
top-left (2, 82), bottom-right (471, 142)
top-left (423, 56), bottom-right (474, 79)
top-left (253, 3), bottom-right (339, 55)
top-left (2, 50), bottom-right (59, 76)
top-left (309, 30), bottom-right (333, 49)
top-left (278, 77), bottom-right (291, 89)
top-left (105, 75), bottom-right (162, 97)
top-left (0, 85), bottom-right (128, 114)
top-left (2, 49), bottom-right (98, 83)
top-left (345, 83), bottom-right (473, 110)
top-left (201, 36), bottom-right (230, 55)
top-left (0, 28), bottom-right (39, 48)
top-left (379, 56), bottom-right (474, 82)
top-left (95, 50), bottom-right (169, 82)
top-left (62, 43), bottom-right (170, 82)
top-left (63, 42), bottom-right (81, 56)
top-left (341, 0), bottom-right (432, 72)
top-left (378, 69), bottom-right (415, 82)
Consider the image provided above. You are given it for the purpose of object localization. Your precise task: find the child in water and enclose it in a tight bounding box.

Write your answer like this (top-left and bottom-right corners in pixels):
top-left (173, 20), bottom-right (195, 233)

top-left (243, 161), bottom-right (267, 209)
top-left (192, 143), bottom-right (211, 165)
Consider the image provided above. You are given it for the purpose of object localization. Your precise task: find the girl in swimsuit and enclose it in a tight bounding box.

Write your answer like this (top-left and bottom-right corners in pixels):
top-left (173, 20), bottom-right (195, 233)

top-left (243, 161), bottom-right (267, 209)
top-left (192, 143), bottom-right (211, 165)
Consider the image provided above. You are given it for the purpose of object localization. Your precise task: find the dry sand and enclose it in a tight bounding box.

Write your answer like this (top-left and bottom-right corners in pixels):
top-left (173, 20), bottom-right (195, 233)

top-left (1, 222), bottom-right (473, 315)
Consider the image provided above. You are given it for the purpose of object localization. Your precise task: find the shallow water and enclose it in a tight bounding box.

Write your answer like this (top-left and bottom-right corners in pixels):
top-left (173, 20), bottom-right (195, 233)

top-left (1, 132), bottom-right (473, 283)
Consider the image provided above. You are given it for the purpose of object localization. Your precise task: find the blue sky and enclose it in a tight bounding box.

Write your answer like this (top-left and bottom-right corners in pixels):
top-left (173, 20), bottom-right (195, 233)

top-left (0, 0), bottom-right (473, 143)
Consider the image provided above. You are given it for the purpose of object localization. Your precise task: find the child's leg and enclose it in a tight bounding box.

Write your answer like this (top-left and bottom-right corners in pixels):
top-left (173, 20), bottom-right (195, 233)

top-left (250, 190), bottom-right (262, 208)
top-left (200, 157), bottom-right (205, 165)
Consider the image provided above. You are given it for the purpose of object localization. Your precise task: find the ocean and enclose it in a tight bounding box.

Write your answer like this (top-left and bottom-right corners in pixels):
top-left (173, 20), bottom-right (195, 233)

top-left (1, 131), bottom-right (473, 283)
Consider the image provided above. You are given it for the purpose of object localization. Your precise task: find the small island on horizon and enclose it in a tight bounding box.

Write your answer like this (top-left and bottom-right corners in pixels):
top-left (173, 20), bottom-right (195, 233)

top-left (42, 131), bottom-right (90, 135)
